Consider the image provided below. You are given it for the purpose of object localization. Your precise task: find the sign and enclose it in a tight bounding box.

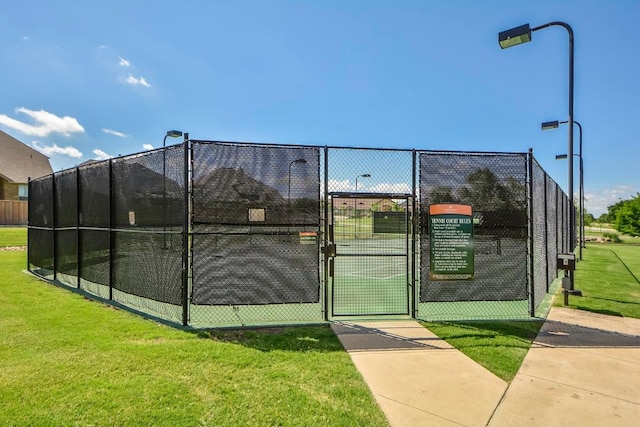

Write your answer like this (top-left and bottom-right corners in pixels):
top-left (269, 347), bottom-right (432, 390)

top-left (299, 231), bottom-right (318, 245)
top-left (429, 204), bottom-right (474, 281)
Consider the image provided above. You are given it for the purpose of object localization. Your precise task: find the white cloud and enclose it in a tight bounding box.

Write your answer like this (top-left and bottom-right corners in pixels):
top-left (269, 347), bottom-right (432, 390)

top-left (142, 144), bottom-right (154, 150)
top-left (328, 179), bottom-right (352, 192)
top-left (370, 182), bottom-right (411, 194)
top-left (92, 149), bottom-right (113, 160)
top-left (0, 107), bottom-right (84, 137)
top-left (102, 128), bottom-right (127, 138)
top-left (125, 74), bottom-right (151, 87)
top-left (32, 140), bottom-right (82, 158)
top-left (21, 36), bottom-right (29, 41)
top-left (119, 56), bottom-right (130, 67)
top-left (584, 185), bottom-right (637, 217)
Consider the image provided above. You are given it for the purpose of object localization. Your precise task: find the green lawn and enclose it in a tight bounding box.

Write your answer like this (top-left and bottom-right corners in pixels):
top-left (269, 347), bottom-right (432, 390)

top-left (0, 249), bottom-right (387, 426)
top-left (557, 243), bottom-right (640, 318)
top-left (422, 242), bottom-right (640, 383)
top-left (421, 320), bottom-right (542, 382)
top-left (0, 226), bottom-right (26, 247)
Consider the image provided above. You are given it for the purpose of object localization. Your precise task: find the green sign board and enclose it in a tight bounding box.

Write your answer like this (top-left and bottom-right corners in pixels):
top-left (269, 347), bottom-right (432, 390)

top-left (429, 204), bottom-right (474, 281)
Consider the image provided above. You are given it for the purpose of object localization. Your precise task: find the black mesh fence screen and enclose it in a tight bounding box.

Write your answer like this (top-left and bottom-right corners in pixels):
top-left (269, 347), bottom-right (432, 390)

top-left (419, 152), bottom-right (528, 302)
top-left (55, 229), bottom-right (78, 278)
top-left (55, 169), bottom-right (77, 228)
top-left (28, 175), bottom-right (54, 274)
top-left (112, 231), bottom-right (183, 305)
top-left (26, 141), bottom-right (573, 327)
top-left (191, 142), bottom-right (320, 306)
top-left (112, 148), bottom-right (184, 229)
top-left (79, 163), bottom-right (110, 228)
top-left (546, 177), bottom-right (559, 286)
top-left (28, 227), bottom-right (53, 273)
top-left (28, 175), bottom-right (53, 228)
top-left (79, 229), bottom-right (110, 287)
top-left (531, 159), bottom-right (548, 310)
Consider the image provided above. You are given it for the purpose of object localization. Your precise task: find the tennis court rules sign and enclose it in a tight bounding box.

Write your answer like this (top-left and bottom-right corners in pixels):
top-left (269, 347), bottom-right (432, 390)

top-left (429, 204), bottom-right (474, 281)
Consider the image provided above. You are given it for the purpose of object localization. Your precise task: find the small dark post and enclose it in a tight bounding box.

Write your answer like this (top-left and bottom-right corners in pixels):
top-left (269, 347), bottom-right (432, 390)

top-left (52, 172), bottom-right (57, 281)
top-left (528, 149), bottom-right (535, 317)
top-left (108, 159), bottom-right (114, 301)
top-left (323, 146), bottom-right (329, 321)
top-left (76, 166), bottom-right (81, 289)
top-left (182, 132), bottom-right (190, 326)
top-left (27, 177), bottom-right (31, 271)
top-left (411, 150), bottom-right (418, 318)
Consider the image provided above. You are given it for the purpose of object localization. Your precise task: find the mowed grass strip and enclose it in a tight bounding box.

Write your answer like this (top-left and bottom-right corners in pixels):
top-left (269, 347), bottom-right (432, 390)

top-left (0, 226), bottom-right (26, 247)
top-left (421, 320), bottom-right (542, 382)
top-left (0, 250), bottom-right (387, 427)
top-left (558, 243), bottom-right (640, 318)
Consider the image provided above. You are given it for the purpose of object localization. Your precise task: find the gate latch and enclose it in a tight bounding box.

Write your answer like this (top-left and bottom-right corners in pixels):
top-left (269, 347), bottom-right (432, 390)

top-left (322, 243), bottom-right (336, 257)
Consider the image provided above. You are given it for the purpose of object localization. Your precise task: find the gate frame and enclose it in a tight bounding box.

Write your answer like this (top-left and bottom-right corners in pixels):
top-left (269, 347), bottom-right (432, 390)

top-left (326, 191), bottom-right (415, 318)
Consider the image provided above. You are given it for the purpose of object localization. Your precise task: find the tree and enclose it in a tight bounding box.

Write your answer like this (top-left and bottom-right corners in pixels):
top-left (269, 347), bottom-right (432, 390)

top-left (583, 212), bottom-right (595, 227)
top-left (429, 186), bottom-right (457, 204)
top-left (458, 168), bottom-right (525, 211)
top-left (614, 194), bottom-right (640, 237)
top-left (601, 199), bottom-right (627, 224)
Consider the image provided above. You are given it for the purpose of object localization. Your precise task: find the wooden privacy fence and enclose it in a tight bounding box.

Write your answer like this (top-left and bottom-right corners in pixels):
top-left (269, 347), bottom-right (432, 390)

top-left (0, 200), bottom-right (28, 225)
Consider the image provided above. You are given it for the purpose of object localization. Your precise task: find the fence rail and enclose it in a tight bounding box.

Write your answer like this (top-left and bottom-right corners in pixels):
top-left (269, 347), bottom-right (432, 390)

top-left (0, 200), bottom-right (27, 225)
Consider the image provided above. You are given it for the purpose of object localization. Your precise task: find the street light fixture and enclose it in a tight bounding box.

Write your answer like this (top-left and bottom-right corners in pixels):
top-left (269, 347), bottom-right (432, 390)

top-left (543, 120), bottom-right (585, 260)
top-left (500, 21), bottom-right (577, 300)
top-left (162, 130), bottom-right (183, 249)
top-left (163, 130), bottom-right (183, 147)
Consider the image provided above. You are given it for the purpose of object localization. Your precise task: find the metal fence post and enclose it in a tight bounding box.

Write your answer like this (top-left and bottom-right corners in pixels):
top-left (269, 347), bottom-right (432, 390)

top-left (52, 172), bottom-right (57, 281)
top-left (76, 167), bottom-right (81, 289)
top-left (527, 149), bottom-right (535, 317)
top-left (108, 159), bottom-right (114, 301)
top-left (182, 133), bottom-right (190, 326)
top-left (323, 146), bottom-right (329, 321)
top-left (411, 150), bottom-right (417, 318)
top-left (27, 177), bottom-right (31, 271)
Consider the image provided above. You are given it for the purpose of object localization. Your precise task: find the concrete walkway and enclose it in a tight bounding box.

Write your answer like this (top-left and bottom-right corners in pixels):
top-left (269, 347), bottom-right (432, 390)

top-left (331, 307), bottom-right (640, 427)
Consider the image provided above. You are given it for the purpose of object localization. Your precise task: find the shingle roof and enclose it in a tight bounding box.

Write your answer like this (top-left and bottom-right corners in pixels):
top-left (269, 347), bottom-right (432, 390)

top-left (0, 130), bottom-right (53, 182)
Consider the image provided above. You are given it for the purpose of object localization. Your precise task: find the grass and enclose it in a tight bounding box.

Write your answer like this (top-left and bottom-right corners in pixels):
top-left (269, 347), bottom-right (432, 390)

top-left (0, 226), bottom-right (26, 247)
top-left (556, 243), bottom-right (640, 318)
top-left (0, 249), bottom-right (388, 426)
top-left (421, 320), bottom-right (542, 382)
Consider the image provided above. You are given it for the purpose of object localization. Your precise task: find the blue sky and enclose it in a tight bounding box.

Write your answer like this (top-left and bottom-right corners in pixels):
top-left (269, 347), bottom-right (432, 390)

top-left (1, 0), bottom-right (638, 216)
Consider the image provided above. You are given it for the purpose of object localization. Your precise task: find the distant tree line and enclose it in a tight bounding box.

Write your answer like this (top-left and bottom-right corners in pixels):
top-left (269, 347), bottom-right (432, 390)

top-left (597, 193), bottom-right (640, 237)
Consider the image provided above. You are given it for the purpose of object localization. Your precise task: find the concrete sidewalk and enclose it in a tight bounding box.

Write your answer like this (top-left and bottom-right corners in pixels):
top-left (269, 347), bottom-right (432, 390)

top-left (332, 308), bottom-right (640, 427)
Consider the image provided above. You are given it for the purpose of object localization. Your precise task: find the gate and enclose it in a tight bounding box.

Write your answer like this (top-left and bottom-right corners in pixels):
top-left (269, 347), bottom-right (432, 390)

top-left (328, 193), bottom-right (413, 317)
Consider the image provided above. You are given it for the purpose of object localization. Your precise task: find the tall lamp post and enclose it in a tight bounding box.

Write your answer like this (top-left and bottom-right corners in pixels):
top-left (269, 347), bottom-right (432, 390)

top-left (542, 120), bottom-right (584, 260)
top-left (499, 21), bottom-right (578, 298)
top-left (162, 130), bottom-right (183, 249)
top-left (355, 174), bottom-right (370, 238)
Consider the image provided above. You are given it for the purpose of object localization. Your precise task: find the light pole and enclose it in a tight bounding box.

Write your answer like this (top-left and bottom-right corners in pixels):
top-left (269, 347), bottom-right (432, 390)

top-left (162, 130), bottom-right (183, 249)
top-left (555, 153), bottom-right (583, 258)
top-left (355, 174), bottom-right (370, 238)
top-left (542, 120), bottom-right (584, 260)
top-left (500, 21), bottom-right (577, 297)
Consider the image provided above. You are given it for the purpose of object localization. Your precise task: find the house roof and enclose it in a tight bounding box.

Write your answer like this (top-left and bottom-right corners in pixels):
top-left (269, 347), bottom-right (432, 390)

top-left (0, 130), bottom-right (53, 183)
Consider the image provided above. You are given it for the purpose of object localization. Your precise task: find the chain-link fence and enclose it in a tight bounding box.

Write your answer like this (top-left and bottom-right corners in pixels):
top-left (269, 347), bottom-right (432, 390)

top-left (28, 140), bottom-right (573, 327)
